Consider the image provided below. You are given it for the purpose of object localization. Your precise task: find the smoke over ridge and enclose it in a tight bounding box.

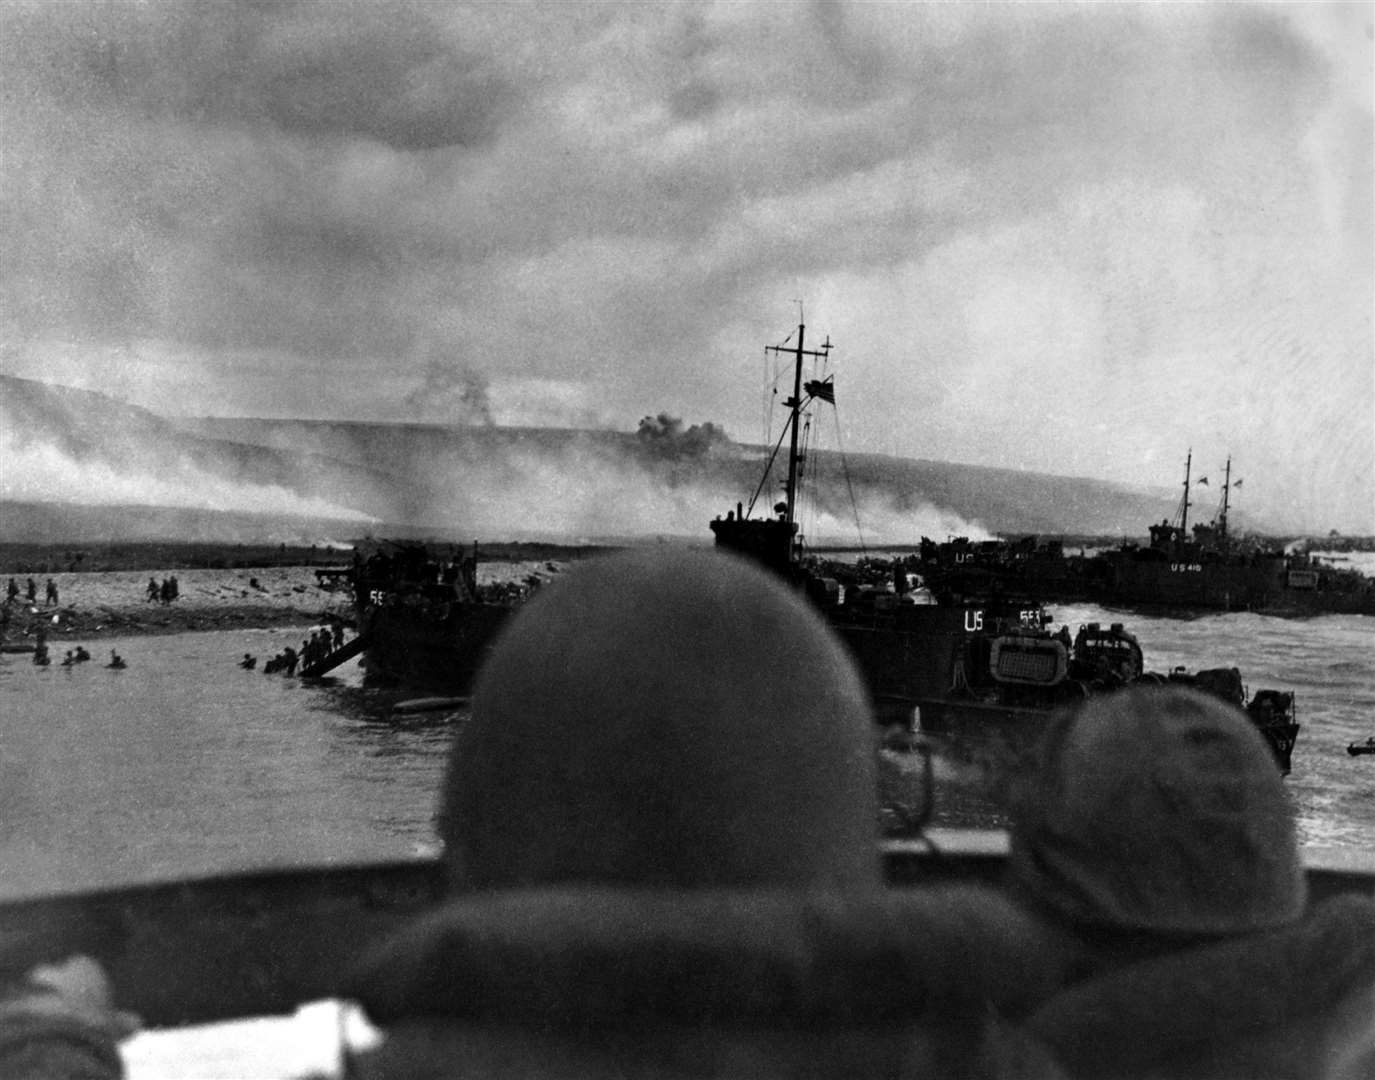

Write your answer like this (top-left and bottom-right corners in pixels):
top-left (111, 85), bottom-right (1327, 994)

top-left (2, 375), bottom-right (1197, 546)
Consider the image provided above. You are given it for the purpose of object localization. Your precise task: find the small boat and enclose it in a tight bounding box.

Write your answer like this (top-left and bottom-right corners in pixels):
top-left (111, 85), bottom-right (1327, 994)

top-left (392, 696), bottom-right (470, 716)
top-left (1347, 738), bottom-right (1375, 757)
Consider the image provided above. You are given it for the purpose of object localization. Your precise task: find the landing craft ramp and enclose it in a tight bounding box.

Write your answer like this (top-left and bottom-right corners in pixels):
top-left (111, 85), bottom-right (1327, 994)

top-left (297, 634), bottom-right (368, 678)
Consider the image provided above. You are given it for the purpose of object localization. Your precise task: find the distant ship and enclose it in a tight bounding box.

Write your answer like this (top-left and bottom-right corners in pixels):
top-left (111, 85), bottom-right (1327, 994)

top-left (1088, 453), bottom-right (1373, 614)
top-left (913, 454), bottom-right (1374, 616)
top-left (708, 322), bottom-right (1300, 772)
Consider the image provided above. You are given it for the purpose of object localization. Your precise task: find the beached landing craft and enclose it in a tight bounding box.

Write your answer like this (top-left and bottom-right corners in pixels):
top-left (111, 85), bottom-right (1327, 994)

top-left (343, 541), bottom-right (522, 689)
top-left (709, 321), bottom-right (1300, 771)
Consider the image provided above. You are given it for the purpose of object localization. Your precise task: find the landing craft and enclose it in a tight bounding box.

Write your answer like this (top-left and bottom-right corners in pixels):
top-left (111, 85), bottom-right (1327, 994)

top-left (347, 540), bottom-right (521, 691)
top-left (709, 320), bottom-right (1300, 773)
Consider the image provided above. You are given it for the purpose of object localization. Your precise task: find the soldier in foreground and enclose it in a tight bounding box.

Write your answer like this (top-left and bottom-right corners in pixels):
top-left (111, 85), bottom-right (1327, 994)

top-left (340, 547), bottom-right (1064, 1078)
top-left (1000, 685), bottom-right (1375, 1079)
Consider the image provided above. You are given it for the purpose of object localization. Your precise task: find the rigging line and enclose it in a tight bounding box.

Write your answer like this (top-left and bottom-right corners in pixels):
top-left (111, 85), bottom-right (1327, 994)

top-left (762, 348), bottom-right (785, 450)
top-left (762, 347), bottom-right (772, 448)
top-left (746, 411), bottom-right (796, 518)
top-left (798, 413), bottom-right (814, 550)
top-left (831, 406), bottom-right (867, 556)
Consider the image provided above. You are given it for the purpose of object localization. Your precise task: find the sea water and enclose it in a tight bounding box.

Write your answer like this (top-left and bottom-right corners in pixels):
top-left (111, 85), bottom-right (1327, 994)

top-left (1, 607), bottom-right (1373, 901)
top-left (0, 625), bottom-right (446, 899)
top-left (1, 607), bottom-right (1372, 1080)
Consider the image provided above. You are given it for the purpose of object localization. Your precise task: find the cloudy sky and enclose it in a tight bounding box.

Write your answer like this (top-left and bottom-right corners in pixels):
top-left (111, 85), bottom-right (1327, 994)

top-left (1, 1), bottom-right (1370, 532)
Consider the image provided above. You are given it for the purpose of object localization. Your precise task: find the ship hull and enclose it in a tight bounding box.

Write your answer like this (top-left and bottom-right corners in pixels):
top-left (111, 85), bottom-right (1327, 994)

top-left (359, 602), bottom-right (513, 693)
top-left (915, 693), bottom-right (1299, 774)
top-left (1090, 553), bottom-right (1283, 609)
top-left (922, 546), bottom-right (1375, 616)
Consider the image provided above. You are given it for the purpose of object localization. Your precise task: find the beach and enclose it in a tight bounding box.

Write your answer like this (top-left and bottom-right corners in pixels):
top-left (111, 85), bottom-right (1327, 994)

top-left (1, 566), bottom-right (355, 645)
top-left (0, 559), bottom-right (569, 646)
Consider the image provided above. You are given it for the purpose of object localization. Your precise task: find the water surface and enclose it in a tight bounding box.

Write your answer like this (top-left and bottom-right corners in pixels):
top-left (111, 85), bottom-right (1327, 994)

top-left (2, 606), bottom-right (1371, 900)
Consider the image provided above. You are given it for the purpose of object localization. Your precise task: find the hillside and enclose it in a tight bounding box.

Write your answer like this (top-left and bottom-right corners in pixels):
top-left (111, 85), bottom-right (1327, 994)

top-left (2, 374), bottom-right (1200, 545)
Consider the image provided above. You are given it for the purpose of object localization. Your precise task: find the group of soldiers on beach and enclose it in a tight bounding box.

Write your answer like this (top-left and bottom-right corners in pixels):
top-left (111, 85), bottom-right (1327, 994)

top-left (145, 576), bottom-right (179, 605)
top-left (5, 574), bottom-right (182, 612)
top-left (5, 577), bottom-right (61, 606)
top-left (5, 574), bottom-right (179, 607)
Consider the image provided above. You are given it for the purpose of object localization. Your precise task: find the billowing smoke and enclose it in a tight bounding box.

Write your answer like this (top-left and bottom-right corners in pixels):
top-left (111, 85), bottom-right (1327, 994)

top-left (0, 430), bottom-right (375, 523)
top-left (798, 496), bottom-right (993, 550)
top-left (1, 374), bottom-right (1182, 547)
top-left (635, 414), bottom-right (730, 460)
top-left (404, 361), bottom-right (495, 426)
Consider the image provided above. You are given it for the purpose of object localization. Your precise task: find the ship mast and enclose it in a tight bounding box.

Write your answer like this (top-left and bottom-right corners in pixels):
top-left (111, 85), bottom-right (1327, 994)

top-left (766, 322), bottom-right (831, 530)
top-left (1218, 455), bottom-right (1232, 541)
top-left (1178, 449), bottom-right (1192, 537)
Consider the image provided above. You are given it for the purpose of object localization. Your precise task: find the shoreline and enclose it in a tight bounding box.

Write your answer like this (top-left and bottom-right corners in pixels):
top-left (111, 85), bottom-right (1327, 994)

top-left (1, 559), bottom-right (569, 646)
top-left (1, 566), bottom-right (353, 645)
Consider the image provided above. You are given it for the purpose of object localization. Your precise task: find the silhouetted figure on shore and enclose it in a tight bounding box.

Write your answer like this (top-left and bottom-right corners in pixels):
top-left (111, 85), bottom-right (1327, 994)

top-left (146, 578), bottom-right (159, 603)
top-left (239, 653), bottom-right (257, 670)
top-left (25, 578), bottom-right (37, 603)
top-left (106, 651), bottom-right (125, 669)
top-left (5, 578), bottom-right (17, 604)
top-left (45, 579), bottom-right (59, 606)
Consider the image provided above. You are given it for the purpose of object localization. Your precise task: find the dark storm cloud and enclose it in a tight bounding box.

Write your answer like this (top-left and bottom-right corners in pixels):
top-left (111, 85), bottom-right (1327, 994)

top-left (253, 8), bottom-right (515, 149)
top-left (3, 0), bottom-right (517, 150)
top-left (0, 0), bottom-right (518, 357)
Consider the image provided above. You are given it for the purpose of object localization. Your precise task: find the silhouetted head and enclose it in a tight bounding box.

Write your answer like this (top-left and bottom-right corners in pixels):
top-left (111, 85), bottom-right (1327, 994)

top-left (1008, 685), bottom-right (1305, 937)
top-left (440, 548), bottom-right (879, 892)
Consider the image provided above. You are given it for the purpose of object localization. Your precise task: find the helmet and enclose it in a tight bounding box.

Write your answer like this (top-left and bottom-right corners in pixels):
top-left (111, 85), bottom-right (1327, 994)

top-left (441, 548), bottom-right (879, 891)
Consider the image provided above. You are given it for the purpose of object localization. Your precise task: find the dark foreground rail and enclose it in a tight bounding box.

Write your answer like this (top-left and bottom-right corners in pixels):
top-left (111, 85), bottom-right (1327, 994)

top-left (3, 834), bottom-right (1371, 1028)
